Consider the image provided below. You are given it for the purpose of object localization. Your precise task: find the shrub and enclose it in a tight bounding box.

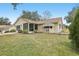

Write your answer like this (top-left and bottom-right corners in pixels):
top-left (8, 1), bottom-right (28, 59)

top-left (22, 30), bottom-right (28, 34)
top-left (10, 29), bottom-right (16, 32)
top-left (18, 30), bottom-right (22, 33)
top-left (4, 31), bottom-right (9, 33)
top-left (34, 30), bottom-right (38, 33)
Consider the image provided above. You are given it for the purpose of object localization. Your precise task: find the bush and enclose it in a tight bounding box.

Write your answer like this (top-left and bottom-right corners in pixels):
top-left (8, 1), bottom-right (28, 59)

top-left (34, 30), bottom-right (37, 33)
top-left (69, 8), bottom-right (79, 51)
top-left (22, 30), bottom-right (28, 34)
top-left (18, 30), bottom-right (22, 33)
top-left (4, 31), bottom-right (9, 33)
top-left (10, 29), bottom-right (16, 32)
top-left (18, 30), bottom-right (28, 34)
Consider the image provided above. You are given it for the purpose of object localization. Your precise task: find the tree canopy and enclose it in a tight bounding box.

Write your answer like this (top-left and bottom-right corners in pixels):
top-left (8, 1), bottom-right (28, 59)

top-left (65, 7), bottom-right (78, 23)
top-left (20, 10), bottom-right (41, 21)
top-left (43, 10), bottom-right (52, 20)
top-left (0, 17), bottom-right (11, 25)
top-left (11, 3), bottom-right (20, 10)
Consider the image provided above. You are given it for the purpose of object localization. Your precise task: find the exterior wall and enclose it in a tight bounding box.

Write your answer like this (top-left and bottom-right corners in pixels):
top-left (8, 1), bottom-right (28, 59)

top-left (15, 22), bottom-right (63, 33)
top-left (50, 20), bottom-right (63, 33)
top-left (37, 24), bottom-right (44, 32)
top-left (53, 24), bottom-right (62, 33)
top-left (57, 20), bottom-right (63, 33)
top-left (43, 22), bottom-right (63, 33)
top-left (54, 25), bottom-right (59, 33)
top-left (50, 24), bottom-right (59, 33)
top-left (14, 18), bottom-right (63, 33)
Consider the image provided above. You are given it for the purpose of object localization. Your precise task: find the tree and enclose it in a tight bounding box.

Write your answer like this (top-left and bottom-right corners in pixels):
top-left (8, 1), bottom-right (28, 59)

top-left (69, 8), bottom-right (79, 51)
top-left (11, 3), bottom-right (20, 10)
top-left (20, 10), bottom-right (41, 21)
top-left (0, 17), bottom-right (11, 25)
top-left (43, 10), bottom-right (52, 20)
top-left (63, 24), bottom-right (69, 29)
top-left (65, 7), bottom-right (77, 23)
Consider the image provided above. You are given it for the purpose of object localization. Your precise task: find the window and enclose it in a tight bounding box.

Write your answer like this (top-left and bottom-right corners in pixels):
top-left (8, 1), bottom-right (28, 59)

top-left (44, 26), bottom-right (52, 32)
top-left (44, 26), bottom-right (52, 28)
top-left (35, 24), bottom-right (38, 30)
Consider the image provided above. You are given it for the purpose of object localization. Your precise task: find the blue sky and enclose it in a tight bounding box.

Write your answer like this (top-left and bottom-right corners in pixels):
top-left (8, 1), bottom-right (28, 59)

top-left (0, 3), bottom-right (78, 24)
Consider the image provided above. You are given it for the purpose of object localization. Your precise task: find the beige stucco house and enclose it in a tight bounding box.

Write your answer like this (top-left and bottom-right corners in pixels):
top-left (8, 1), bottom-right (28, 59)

top-left (14, 17), bottom-right (63, 33)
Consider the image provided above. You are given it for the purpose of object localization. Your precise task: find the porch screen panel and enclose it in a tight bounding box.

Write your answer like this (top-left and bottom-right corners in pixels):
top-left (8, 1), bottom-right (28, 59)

top-left (16, 25), bottom-right (20, 31)
top-left (29, 24), bottom-right (34, 31)
top-left (23, 23), bottom-right (28, 30)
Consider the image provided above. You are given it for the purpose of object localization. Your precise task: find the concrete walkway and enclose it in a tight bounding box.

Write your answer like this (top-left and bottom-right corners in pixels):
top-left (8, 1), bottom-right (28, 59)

top-left (0, 32), bottom-right (17, 36)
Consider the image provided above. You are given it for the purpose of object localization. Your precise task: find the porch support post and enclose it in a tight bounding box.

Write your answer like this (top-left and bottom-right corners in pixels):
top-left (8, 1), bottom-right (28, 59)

top-left (21, 24), bottom-right (23, 31)
top-left (28, 23), bottom-right (29, 33)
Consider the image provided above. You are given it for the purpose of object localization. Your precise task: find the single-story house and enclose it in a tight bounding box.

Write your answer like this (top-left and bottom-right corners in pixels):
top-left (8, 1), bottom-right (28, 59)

top-left (14, 17), bottom-right (63, 33)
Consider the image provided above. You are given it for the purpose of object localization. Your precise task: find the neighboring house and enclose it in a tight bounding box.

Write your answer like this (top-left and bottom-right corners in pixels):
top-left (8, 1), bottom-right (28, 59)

top-left (0, 25), bottom-right (11, 34)
top-left (14, 17), bottom-right (63, 33)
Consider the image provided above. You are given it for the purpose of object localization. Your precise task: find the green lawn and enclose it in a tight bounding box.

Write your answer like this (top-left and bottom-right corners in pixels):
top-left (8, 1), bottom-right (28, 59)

top-left (0, 33), bottom-right (79, 56)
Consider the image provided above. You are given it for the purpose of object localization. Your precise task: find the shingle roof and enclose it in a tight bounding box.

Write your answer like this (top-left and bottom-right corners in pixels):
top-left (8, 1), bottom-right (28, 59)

top-left (14, 17), bottom-right (62, 25)
top-left (46, 17), bottom-right (62, 23)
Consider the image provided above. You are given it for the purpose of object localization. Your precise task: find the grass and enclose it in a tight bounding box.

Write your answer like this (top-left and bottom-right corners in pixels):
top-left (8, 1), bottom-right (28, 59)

top-left (0, 33), bottom-right (78, 56)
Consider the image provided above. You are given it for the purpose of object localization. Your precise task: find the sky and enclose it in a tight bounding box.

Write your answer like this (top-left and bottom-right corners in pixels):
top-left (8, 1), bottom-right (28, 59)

top-left (0, 3), bottom-right (78, 24)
